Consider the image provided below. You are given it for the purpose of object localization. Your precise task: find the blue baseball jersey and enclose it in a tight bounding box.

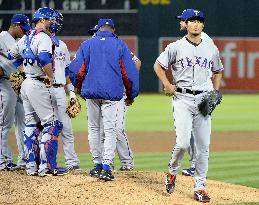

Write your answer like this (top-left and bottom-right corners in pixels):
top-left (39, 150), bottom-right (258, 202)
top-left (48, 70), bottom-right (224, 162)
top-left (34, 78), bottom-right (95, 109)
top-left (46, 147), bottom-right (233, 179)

top-left (69, 31), bottom-right (139, 101)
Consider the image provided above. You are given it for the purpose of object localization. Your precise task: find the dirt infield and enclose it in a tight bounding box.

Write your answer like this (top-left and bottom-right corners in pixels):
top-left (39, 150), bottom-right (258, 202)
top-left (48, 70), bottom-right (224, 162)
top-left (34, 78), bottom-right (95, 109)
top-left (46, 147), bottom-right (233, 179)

top-left (3, 132), bottom-right (259, 205)
top-left (8, 131), bottom-right (259, 154)
top-left (0, 170), bottom-right (259, 205)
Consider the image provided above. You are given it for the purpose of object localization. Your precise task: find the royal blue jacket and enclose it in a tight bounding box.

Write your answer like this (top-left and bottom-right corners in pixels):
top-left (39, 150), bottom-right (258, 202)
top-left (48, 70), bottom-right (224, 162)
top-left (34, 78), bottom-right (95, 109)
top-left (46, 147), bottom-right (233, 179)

top-left (69, 31), bottom-right (139, 101)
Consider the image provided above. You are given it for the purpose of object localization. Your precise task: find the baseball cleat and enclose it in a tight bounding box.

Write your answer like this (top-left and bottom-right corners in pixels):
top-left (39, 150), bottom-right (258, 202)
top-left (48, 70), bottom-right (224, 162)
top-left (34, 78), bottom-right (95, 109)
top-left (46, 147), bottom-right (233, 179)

top-left (12, 164), bottom-right (26, 171)
top-left (5, 163), bottom-right (18, 171)
top-left (193, 190), bottom-right (210, 203)
top-left (119, 165), bottom-right (134, 171)
top-left (182, 167), bottom-right (195, 177)
top-left (89, 167), bottom-right (102, 178)
top-left (67, 165), bottom-right (81, 172)
top-left (38, 167), bottom-right (68, 177)
top-left (26, 167), bottom-right (38, 176)
top-left (99, 169), bottom-right (114, 181)
top-left (165, 172), bottom-right (176, 194)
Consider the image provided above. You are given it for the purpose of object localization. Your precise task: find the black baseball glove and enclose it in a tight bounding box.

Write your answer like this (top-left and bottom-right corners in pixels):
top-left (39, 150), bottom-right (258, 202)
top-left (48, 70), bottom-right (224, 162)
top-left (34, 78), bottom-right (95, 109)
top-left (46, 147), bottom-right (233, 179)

top-left (198, 90), bottom-right (222, 117)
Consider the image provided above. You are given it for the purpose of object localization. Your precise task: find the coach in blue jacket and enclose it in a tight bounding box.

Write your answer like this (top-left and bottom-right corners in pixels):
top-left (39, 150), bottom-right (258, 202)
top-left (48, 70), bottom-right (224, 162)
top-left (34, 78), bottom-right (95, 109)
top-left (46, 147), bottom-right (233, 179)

top-left (69, 18), bottom-right (139, 181)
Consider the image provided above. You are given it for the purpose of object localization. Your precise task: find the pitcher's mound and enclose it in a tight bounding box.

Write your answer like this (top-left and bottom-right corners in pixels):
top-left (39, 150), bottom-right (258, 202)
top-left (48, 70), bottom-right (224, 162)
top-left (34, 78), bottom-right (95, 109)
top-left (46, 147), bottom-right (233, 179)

top-left (0, 170), bottom-right (258, 205)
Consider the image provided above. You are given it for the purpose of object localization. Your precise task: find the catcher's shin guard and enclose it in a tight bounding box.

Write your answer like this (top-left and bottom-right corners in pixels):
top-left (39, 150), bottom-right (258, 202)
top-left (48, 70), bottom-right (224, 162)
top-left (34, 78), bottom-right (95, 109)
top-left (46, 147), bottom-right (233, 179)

top-left (40, 120), bottom-right (63, 170)
top-left (24, 124), bottom-right (41, 166)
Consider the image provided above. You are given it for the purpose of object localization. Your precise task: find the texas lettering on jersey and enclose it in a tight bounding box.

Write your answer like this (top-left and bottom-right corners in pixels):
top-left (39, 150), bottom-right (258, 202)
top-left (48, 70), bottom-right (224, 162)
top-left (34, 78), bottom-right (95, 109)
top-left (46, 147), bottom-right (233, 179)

top-left (176, 56), bottom-right (213, 70)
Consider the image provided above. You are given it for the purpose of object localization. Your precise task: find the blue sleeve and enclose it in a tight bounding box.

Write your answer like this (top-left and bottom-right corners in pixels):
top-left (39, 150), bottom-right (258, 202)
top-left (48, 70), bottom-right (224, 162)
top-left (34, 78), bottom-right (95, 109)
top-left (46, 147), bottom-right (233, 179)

top-left (68, 45), bottom-right (86, 86)
top-left (38, 52), bottom-right (52, 66)
top-left (65, 66), bottom-right (70, 77)
top-left (120, 44), bottom-right (139, 99)
top-left (12, 59), bottom-right (23, 68)
top-left (65, 66), bottom-right (77, 85)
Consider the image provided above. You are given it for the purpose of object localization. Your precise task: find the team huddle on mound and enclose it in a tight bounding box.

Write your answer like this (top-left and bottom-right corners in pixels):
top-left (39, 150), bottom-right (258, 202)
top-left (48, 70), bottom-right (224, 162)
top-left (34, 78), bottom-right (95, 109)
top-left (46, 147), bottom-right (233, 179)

top-left (0, 7), bottom-right (222, 204)
top-left (0, 8), bottom-right (139, 178)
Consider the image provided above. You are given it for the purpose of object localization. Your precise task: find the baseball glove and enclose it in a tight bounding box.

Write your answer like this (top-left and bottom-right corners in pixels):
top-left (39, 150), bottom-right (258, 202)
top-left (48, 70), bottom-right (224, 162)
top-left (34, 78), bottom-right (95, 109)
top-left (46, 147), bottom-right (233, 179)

top-left (9, 71), bottom-right (26, 95)
top-left (66, 97), bottom-right (81, 118)
top-left (198, 90), bottom-right (222, 117)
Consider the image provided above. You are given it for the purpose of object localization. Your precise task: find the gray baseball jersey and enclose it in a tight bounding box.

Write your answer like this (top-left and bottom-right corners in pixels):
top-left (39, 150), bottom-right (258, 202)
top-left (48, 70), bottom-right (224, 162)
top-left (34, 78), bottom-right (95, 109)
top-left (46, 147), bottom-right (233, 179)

top-left (156, 36), bottom-right (223, 191)
top-left (156, 37), bottom-right (223, 91)
top-left (53, 40), bottom-right (70, 85)
top-left (0, 31), bottom-right (18, 77)
top-left (0, 31), bottom-right (26, 169)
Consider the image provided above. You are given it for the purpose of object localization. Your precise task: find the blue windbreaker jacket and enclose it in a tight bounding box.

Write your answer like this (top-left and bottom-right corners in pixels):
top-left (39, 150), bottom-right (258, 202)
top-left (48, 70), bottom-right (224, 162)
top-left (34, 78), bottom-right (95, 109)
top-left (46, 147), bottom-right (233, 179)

top-left (69, 31), bottom-right (139, 101)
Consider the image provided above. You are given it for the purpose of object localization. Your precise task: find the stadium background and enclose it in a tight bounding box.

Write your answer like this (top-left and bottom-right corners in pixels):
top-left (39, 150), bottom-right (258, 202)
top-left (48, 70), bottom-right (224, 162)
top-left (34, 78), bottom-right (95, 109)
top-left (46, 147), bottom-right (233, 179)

top-left (1, 1), bottom-right (259, 204)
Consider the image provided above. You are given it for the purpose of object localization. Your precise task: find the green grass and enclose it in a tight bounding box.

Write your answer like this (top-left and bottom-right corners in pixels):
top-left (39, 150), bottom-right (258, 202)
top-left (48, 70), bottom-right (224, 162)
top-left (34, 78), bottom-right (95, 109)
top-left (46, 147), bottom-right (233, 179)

top-left (71, 94), bottom-right (259, 132)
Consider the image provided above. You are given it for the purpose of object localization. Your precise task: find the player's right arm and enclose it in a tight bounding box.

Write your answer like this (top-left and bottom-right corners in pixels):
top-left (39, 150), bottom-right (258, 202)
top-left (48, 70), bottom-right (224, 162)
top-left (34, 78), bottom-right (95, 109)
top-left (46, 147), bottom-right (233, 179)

top-left (154, 44), bottom-right (176, 96)
top-left (119, 44), bottom-right (139, 101)
top-left (68, 42), bottom-right (89, 92)
top-left (154, 63), bottom-right (176, 96)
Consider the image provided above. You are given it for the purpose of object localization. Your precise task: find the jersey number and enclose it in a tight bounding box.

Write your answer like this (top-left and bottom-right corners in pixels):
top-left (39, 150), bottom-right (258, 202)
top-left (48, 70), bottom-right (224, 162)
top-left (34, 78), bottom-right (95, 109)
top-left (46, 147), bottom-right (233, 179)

top-left (23, 58), bottom-right (35, 66)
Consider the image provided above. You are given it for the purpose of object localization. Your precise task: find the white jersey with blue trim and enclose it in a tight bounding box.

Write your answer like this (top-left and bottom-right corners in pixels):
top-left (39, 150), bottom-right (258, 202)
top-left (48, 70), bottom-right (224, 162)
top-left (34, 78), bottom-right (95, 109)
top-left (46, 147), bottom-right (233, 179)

top-left (156, 36), bottom-right (224, 91)
top-left (0, 31), bottom-right (17, 77)
top-left (10, 31), bottom-right (53, 78)
top-left (0, 31), bottom-right (16, 57)
top-left (53, 40), bottom-right (70, 85)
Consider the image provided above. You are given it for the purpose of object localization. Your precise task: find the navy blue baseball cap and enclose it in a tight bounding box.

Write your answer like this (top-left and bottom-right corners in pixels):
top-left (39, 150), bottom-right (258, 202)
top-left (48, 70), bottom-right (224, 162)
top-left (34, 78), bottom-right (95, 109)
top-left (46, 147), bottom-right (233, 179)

top-left (11, 13), bottom-right (31, 31)
top-left (97, 18), bottom-right (115, 28)
top-left (88, 25), bottom-right (98, 35)
top-left (176, 9), bottom-right (205, 21)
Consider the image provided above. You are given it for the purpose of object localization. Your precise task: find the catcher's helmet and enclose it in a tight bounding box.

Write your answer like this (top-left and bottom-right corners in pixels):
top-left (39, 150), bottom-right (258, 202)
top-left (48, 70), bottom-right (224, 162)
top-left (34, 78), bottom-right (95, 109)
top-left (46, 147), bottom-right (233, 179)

top-left (49, 10), bottom-right (63, 33)
top-left (32, 7), bottom-right (55, 23)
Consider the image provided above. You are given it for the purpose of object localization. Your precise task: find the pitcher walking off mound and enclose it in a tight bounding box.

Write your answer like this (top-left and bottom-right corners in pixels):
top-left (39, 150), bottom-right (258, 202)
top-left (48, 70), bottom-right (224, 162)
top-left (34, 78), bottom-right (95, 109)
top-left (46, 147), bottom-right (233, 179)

top-left (154, 9), bottom-right (223, 203)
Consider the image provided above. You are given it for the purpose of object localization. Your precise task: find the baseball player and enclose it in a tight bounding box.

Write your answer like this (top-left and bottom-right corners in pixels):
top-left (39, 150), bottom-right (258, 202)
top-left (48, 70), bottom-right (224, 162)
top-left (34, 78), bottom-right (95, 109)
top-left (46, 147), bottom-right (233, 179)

top-left (69, 18), bottom-right (139, 181)
top-left (49, 10), bottom-right (80, 171)
top-left (175, 9), bottom-right (223, 177)
top-left (0, 14), bottom-right (30, 171)
top-left (87, 25), bottom-right (141, 171)
top-left (115, 52), bottom-right (141, 171)
top-left (9, 7), bottom-right (67, 176)
top-left (154, 9), bottom-right (223, 203)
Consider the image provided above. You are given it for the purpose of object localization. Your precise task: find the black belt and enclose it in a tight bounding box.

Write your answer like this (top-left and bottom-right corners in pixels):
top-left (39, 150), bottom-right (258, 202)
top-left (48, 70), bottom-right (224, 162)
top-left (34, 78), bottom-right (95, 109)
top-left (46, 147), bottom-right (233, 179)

top-left (31, 76), bottom-right (45, 82)
top-left (53, 84), bottom-right (63, 88)
top-left (176, 87), bottom-right (205, 95)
